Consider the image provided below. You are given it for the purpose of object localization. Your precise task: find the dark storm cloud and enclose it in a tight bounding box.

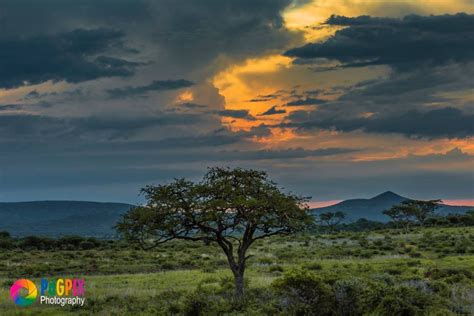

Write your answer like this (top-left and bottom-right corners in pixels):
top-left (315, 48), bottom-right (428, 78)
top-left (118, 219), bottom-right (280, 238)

top-left (22, 88), bottom-right (85, 101)
top-left (0, 145), bottom-right (361, 198)
top-left (325, 13), bottom-right (472, 31)
top-left (0, 104), bottom-right (23, 111)
top-left (287, 107), bottom-right (474, 139)
top-left (217, 109), bottom-right (255, 120)
top-left (1, 141), bottom-right (359, 168)
top-left (3, 2), bottom-right (471, 203)
top-left (0, 0), bottom-right (301, 71)
top-left (0, 102), bottom-right (52, 111)
top-left (106, 79), bottom-right (194, 99)
top-left (148, 0), bottom-right (301, 68)
top-left (286, 97), bottom-right (328, 106)
top-left (0, 113), bottom-right (271, 146)
top-left (0, 29), bottom-right (141, 88)
top-left (24, 90), bottom-right (40, 99)
top-left (3, 146), bottom-right (471, 202)
top-left (248, 94), bottom-right (280, 102)
top-left (284, 21), bottom-right (474, 140)
top-left (1, 166), bottom-right (200, 190)
top-left (284, 13), bottom-right (474, 70)
top-left (260, 106), bottom-right (286, 116)
top-left (0, 113), bottom-right (206, 140)
top-left (180, 103), bottom-right (208, 109)
top-left (0, 0), bottom-right (151, 37)
top-left (220, 147), bottom-right (359, 161)
top-left (332, 63), bottom-right (474, 113)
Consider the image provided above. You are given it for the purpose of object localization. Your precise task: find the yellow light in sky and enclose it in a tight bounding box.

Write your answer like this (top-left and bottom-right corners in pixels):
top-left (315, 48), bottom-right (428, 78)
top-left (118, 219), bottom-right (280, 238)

top-left (176, 90), bottom-right (194, 103)
top-left (283, 0), bottom-right (474, 40)
top-left (213, 54), bottom-right (292, 112)
top-left (211, 0), bottom-right (474, 156)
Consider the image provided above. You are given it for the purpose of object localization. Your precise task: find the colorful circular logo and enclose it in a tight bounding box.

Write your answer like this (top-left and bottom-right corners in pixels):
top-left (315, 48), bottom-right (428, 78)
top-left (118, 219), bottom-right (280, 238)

top-left (10, 279), bottom-right (37, 307)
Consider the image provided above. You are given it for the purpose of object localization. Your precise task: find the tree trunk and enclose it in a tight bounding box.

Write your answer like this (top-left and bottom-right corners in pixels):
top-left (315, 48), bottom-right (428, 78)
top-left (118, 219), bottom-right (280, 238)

top-left (217, 233), bottom-right (251, 299)
top-left (234, 270), bottom-right (245, 298)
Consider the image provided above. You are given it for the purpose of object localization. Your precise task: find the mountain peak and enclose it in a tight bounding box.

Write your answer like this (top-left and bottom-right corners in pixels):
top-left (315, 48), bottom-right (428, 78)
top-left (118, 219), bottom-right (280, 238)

top-left (371, 191), bottom-right (405, 201)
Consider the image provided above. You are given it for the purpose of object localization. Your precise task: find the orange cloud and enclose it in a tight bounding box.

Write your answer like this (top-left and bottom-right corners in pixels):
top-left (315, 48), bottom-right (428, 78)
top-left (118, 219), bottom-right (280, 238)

top-left (442, 200), bottom-right (474, 207)
top-left (210, 0), bottom-right (474, 161)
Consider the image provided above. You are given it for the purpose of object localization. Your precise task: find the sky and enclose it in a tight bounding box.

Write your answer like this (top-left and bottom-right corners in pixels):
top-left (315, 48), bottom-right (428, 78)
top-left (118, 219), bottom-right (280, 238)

top-left (0, 0), bottom-right (473, 205)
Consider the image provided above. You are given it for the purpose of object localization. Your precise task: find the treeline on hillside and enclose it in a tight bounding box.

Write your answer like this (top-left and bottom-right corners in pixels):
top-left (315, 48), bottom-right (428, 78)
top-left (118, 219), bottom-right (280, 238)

top-left (315, 199), bottom-right (473, 233)
top-left (1, 199), bottom-right (473, 250)
top-left (0, 232), bottom-right (120, 250)
top-left (1, 211), bottom-right (472, 250)
top-left (317, 211), bottom-right (474, 232)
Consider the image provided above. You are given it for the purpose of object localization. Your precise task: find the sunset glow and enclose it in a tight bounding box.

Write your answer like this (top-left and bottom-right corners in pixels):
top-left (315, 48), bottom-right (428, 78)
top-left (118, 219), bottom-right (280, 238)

top-left (0, 0), bottom-right (472, 204)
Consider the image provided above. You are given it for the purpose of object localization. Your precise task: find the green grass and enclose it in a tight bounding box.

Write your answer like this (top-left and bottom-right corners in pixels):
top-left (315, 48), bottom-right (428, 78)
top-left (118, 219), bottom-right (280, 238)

top-left (0, 226), bottom-right (473, 315)
top-left (0, 270), bottom-right (277, 315)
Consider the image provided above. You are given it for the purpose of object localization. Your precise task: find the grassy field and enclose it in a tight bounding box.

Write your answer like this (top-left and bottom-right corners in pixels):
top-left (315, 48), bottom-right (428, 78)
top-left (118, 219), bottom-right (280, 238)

top-left (0, 226), bottom-right (473, 315)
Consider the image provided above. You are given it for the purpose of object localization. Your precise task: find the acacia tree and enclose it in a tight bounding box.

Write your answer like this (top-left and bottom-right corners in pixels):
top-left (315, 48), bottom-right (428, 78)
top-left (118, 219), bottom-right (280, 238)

top-left (406, 200), bottom-right (441, 226)
top-left (116, 167), bottom-right (313, 297)
top-left (383, 199), bottom-right (441, 232)
top-left (383, 206), bottom-right (413, 233)
top-left (318, 211), bottom-right (346, 233)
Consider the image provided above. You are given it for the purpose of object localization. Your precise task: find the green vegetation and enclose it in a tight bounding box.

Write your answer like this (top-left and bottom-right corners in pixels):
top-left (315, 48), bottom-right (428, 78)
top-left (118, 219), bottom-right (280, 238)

top-left (317, 211), bottom-right (346, 233)
top-left (0, 226), bottom-right (473, 315)
top-left (383, 200), bottom-right (442, 232)
top-left (116, 167), bottom-right (313, 297)
top-left (1, 169), bottom-right (472, 315)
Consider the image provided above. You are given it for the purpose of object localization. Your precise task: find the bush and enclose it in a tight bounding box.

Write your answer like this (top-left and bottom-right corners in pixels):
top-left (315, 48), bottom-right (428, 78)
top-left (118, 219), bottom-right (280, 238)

top-left (375, 286), bottom-right (448, 316)
top-left (269, 265), bottom-right (284, 273)
top-left (273, 270), bottom-right (334, 315)
top-left (160, 262), bottom-right (177, 270)
top-left (19, 236), bottom-right (56, 250)
top-left (201, 265), bottom-right (217, 273)
top-left (304, 262), bottom-right (323, 270)
top-left (426, 268), bottom-right (473, 283)
top-left (181, 284), bottom-right (238, 315)
top-left (333, 278), bottom-right (369, 315)
top-left (79, 241), bottom-right (96, 250)
top-left (0, 238), bottom-right (14, 249)
top-left (258, 257), bottom-right (274, 265)
top-left (58, 236), bottom-right (85, 248)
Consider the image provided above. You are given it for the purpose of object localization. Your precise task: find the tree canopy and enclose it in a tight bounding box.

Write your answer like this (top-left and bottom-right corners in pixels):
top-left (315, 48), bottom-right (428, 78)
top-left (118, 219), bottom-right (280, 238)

top-left (318, 211), bottom-right (346, 232)
top-left (383, 199), bottom-right (441, 232)
top-left (116, 167), bottom-right (313, 297)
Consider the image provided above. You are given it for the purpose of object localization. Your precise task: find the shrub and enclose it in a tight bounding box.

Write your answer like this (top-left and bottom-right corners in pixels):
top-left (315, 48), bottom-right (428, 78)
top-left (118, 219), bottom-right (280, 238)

top-left (79, 241), bottom-right (96, 250)
top-left (273, 270), bottom-right (334, 315)
top-left (201, 265), bottom-right (217, 273)
top-left (0, 231), bottom-right (11, 238)
top-left (304, 262), bottom-right (323, 270)
top-left (58, 236), bottom-right (85, 247)
top-left (269, 265), bottom-right (284, 273)
top-left (426, 268), bottom-right (473, 283)
top-left (181, 285), bottom-right (236, 315)
top-left (160, 262), bottom-right (177, 270)
top-left (375, 286), bottom-right (447, 316)
top-left (0, 238), bottom-right (14, 249)
top-left (19, 236), bottom-right (56, 250)
top-left (333, 278), bottom-right (369, 315)
top-left (384, 267), bottom-right (403, 275)
top-left (258, 257), bottom-right (274, 265)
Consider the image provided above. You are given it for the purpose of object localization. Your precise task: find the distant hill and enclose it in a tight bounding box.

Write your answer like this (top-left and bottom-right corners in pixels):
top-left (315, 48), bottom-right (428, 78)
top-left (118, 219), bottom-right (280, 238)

top-left (0, 201), bottom-right (133, 237)
top-left (1, 194), bottom-right (471, 237)
top-left (312, 191), bottom-right (472, 222)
